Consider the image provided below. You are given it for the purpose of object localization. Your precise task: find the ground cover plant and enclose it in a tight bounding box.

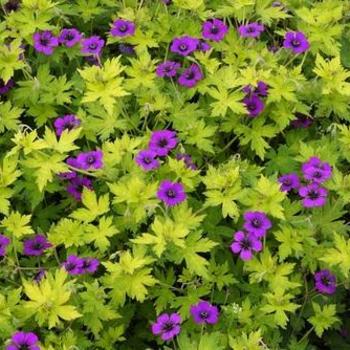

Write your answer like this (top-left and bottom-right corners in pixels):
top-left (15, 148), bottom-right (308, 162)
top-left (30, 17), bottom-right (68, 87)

top-left (1, 0), bottom-right (350, 349)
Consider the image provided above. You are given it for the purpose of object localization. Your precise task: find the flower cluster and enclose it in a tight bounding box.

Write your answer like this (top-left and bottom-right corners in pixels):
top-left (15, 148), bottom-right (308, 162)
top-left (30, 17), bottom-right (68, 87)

top-left (242, 80), bottom-right (269, 117)
top-left (63, 255), bottom-right (100, 275)
top-left (6, 331), bottom-right (40, 350)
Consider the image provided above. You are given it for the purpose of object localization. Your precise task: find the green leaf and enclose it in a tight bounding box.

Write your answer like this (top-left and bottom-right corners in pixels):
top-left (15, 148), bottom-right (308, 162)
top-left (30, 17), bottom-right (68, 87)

top-left (308, 303), bottom-right (339, 337)
top-left (1, 212), bottom-right (33, 238)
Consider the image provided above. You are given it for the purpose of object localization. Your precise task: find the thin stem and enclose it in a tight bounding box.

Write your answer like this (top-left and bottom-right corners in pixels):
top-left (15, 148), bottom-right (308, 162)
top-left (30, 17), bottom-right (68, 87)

top-left (298, 327), bottom-right (314, 344)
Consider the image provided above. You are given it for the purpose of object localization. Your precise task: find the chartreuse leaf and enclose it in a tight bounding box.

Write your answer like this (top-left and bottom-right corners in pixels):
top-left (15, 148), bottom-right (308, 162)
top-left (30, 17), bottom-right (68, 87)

top-left (320, 233), bottom-right (350, 277)
top-left (43, 127), bottom-right (81, 154)
top-left (22, 269), bottom-right (81, 329)
top-left (1, 212), bottom-right (33, 238)
top-left (229, 330), bottom-right (265, 350)
top-left (0, 289), bottom-right (21, 338)
top-left (308, 303), bottom-right (339, 337)
top-left (178, 332), bottom-right (226, 350)
top-left (0, 101), bottom-right (23, 133)
top-left (0, 39), bottom-right (26, 82)
top-left (70, 188), bottom-right (109, 223)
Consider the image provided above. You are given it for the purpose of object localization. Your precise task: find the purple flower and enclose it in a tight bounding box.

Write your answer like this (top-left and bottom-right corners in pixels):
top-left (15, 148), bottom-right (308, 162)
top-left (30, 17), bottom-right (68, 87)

top-left (314, 269), bottom-right (336, 295)
top-left (53, 114), bottom-right (81, 136)
top-left (0, 78), bottom-right (14, 95)
top-left (34, 268), bottom-right (46, 283)
top-left (170, 36), bottom-right (199, 56)
top-left (118, 43), bottom-right (136, 55)
top-left (81, 257), bottom-right (100, 274)
top-left (238, 23), bottom-right (265, 38)
top-left (81, 36), bottom-right (104, 55)
top-left (135, 149), bottom-right (160, 171)
top-left (149, 130), bottom-right (178, 157)
top-left (66, 156), bottom-right (82, 169)
top-left (197, 40), bottom-right (211, 52)
top-left (243, 211), bottom-right (272, 238)
top-left (6, 331), bottom-right (40, 350)
top-left (76, 150), bottom-right (103, 170)
top-left (176, 153), bottom-right (197, 170)
top-left (157, 180), bottom-right (187, 207)
top-left (111, 19), bottom-right (135, 37)
top-left (151, 313), bottom-right (182, 341)
top-left (161, 0), bottom-right (172, 4)
top-left (66, 176), bottom-right (93, 201)
top-left (178, 64), bottom-right (203, 88)
top-left (301, 157), bottom-right (332, 184)
top-left (291, 114), bottom-right (313, 128)
top-left (202, 18), bottom-right (228, 42)
top-left (299, 183), bottom-right (328, 208)
top-left (0, 234), bottom-right (10, 257)
top-left (190, 301), bottom-right (219, 325)
top-left (33, 30), bottom-right (59, 56)
top-left (156, 61), bottom-right (181, 78)
top-left (58, 28), bottom-right (82, 47)
top-left (243, 81), bottom-right (269, 97)
top-left (283, 31), bottom-right (310, 54)
top-left (63, 255), bottom-right (84, 275)
top-left (23, 234), bottom-right (52, 256)
top-left (278, 173), bottom-right (300, 192)
top-left (243, 94), bottom-right (265, 117)
top-left (230, 231), bottom-right (262, 261)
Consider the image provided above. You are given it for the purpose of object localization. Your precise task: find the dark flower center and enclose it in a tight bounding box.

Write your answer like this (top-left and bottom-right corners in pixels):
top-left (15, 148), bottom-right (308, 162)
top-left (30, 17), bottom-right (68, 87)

top-left (240, 238), bottom-right (252, 250)
top-left (66, 263), bottom-right (76, 271)
top-left (179, 44), bottom-right (188, 51)
top-left (185, 71), bottom-right (195, 80)
top-left (308, 190), bottom-right (319, 199)
top-left (210, 26), bottom-right (219, 34)
top-left (247, 102), bottom-right (256, 111)
top-left (89, 43), bottom-right (97, 50)
top-left (66, 33), bottom-right (74, 41)
top-left (247, 26), bottom-right (256, 33)
top-left (283, 178), bottom-right (292, 186)
top-left (33, 242), bottom-right (43, 250)
top-left (158, 138), bottom-right (168, 147)
top-left (200, 311), bottom-right (209, 319)
top-left (64, 122), bottom-right (75, 130)
top-left (143, 156), bottom-right (152, 164)
top-left (119, 24), bottom-right (128, 32)
top-left (291, 39), bottom-right (300, 47)
top-left (40, 38), bottom-right (49, 46)
top-left (166, 189), bottom-right (177, 198)
top-left (321, 276), bottom-right (331, 286)
top-left (313, 171), bottom-right (322, 178)
top-left (19, 345), bottom-right (30, 350)
top-left (162, 322), bottom-right (174, 332)
top-left (87, 156), bottom-right (95, 164)
top-left (252, 218), bottom-right (261, 228)
top-left (82, 260), bottom-right (90, 268)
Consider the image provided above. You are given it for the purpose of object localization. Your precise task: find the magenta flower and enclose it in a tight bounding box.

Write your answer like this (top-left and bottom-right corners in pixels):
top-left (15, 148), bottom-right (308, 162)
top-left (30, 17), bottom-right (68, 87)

top-left (0, 78), bottom-right (14, 95)
top-left (283, 31), bottom-right (310, 54)
top-left (66, 176), bottom-right (93, 201)
top-left (81, 257), bottom-right (100, 274)
top-left (238, 23), bottom-right (265, 38)
top-left (149, 130), bottom-right (178, 157)
top-left (63, 255), bottom-right (84, 275)
top-left (242, 81), bottom-right (269, 97)
top-left (190, 301), bottom-right (219, 325)
top-left (243, 94), bottom-right (264, 117)
top-left (111, 19), bottom-right (135, 37)
top-left (157, 180), bottom-right (186, 207)
top-left (33, 30), bottom-right (59, 55)
top-left (118, 43), bottom-right (136, 55)
top-left (135, 149), bottom-right (160, 171)
top-left (301, 157), bottom-right (332, 184)
top-left (58, 28), bottom-right (82, 47)
top-left (178, 64), bottom-right (203, 88)
top-left (243, 211), bottom-right (272, 238)
top-left (76, 150), bottom-right (103, 170)
top-left (299, 183), bottom-right (328, 208)
top-left (314, 269), bottom-right (336, 295)
top-left (197, 40), bottom-right (211, 52)
top-left (291, 114), bottom-right (313, 128)
top-left (230, 231), bottom-right (262, 261)
top-left (170, 36), bottom-right (199, 56)
top-left (0, 234), bottom-right (10, 256)
top-left (202, 18), bottom-right (228, 42)
top-left (81, 36), bottom-right (104, 55)
top-left (23, 234), bottom-right (52, 256)
top-left (278, 173), bottom-right (300, 192)
top-left (53, 114), bottom-right (81, 136)
top-left (156, 61), bottom-right (181, 78)
top-left (176, 153), bottom-right (197, 170)
top-left (6, 331), bottom-right (40, 350)
top-left (151, 313), bottom-right (182, 341)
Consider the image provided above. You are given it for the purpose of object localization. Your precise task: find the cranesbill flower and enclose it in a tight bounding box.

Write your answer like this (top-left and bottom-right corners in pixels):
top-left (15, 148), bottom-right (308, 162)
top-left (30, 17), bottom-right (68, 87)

top-left (23, 234), bottom-right (52, 256)
top-left (0, 234), bottom-right (10, 256)
top-left (81, 36), bottom-right (104, 55)
top-left (170, 36), bottom-right (199, 56)
top-left (291, 114), bottom-right (313, 128)
top-left (243, 94), bottom-right (264, 117)
top-left (190, 301), bottom-right (219, 325)
top-left (176, 153), bottom-right (197, 170)
top-left (243, 81), bottom-right (269, 97)
top-left (66, 176), bottom-right (93, 201)
top-left (202, 18), bottom-right (228, 42)
top-left (54, 114), bottom-right (81, 136)
top-left (151, 313), bottom-right (182, 341)
top-left (135, 149), bottom-right (160, 171)
top-left (243, 211), bottom-right (272, 238)
top-left (33, 30), bottom-right (59, 55)
top-left (156, 61), bottom-right (181, 78)
top-left (197, 40), bottom-right (211, 52)
top-left (178, 64), bottom-right (203, 88)
top-left (278, 173), bottom-right (300, 192)
top-left (6, 331), bottom-right (40, 350)
top-left (283, 31), bottom-right (310, 54)
top-left (157, 180), bottom-right (186, 207)
top-left (63, 255), bottom-right (84, 275)
top-left (0, 78), bottom-right (14, 95)
top-left (301, 157), bottom-right (332, 183)
top-left (118, 43), bottom-right (136, 55)
top-left (149, 130), bottom-right (178, 156)
top-left (314, 269), bottom-right (336, 295)
top-left (81, 257), bottom-right (100, 274)
top-left (238, 23), bottom-right (265, 38)
top-left (76, 150), bottom-right (103, 170)
top-left (111, 19), bottom-right (135, 37)
top-left (59, 28), bottom-right (82, 47)
top-left (299, 183), bottom-right (328, 208)
top-left (230, 231), bottom-right (262, 261)
top-left (34, 268), bottom-right (46, 283)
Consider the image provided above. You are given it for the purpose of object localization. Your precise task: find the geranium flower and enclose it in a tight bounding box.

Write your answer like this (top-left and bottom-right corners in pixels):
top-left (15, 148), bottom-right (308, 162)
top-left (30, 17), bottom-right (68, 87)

top-left (111, 19), bottom-right (136, 37)
top-left (33, 30), bottom-right (59, 55)
top-left (157, 180), bottom-right (187, 207)
top-left (151, 313), bottom-right (182, 341)
top-left (190, 301), bottom-right (219, 325)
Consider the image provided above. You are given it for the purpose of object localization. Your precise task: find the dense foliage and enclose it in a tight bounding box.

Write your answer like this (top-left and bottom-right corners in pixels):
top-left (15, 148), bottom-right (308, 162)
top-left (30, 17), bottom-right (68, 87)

top-left (1, 0), bottom-right (350, 349)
